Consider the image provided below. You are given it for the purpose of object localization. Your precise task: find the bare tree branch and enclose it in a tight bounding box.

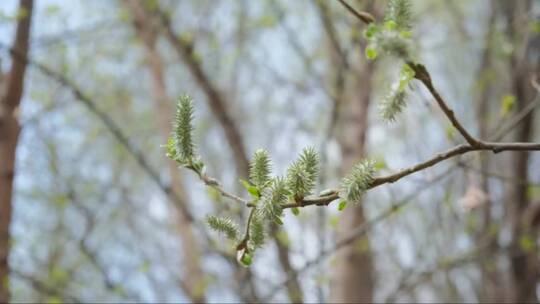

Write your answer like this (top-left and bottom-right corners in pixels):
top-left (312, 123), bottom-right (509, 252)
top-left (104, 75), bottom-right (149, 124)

top-left (289, 140), bottom-right (540, 209)
top-left (154, 7), bottom-right (250, 177)
top-left (0, 43), bottom-right (196, 224)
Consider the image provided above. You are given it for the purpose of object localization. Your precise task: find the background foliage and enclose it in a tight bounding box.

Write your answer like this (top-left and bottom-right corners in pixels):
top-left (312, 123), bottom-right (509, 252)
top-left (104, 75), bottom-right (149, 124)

top-left (0, 0), bottom-right (539, 302)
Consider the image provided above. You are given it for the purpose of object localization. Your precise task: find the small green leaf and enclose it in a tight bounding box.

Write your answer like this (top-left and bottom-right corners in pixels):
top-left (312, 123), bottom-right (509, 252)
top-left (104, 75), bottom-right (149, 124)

top-left (338, 200), bottom-right (348, 211)
top-left (500, 94), bottom-right (516, 117)
top-left (365, 46), bottom-right (378, 60)
top-left (527, 185), bottom-right (540, 200)
top-left (354, 237), bottom-right (370, 253)
top-left (45, 4), bottom-right (60, 16)
top-left (46, 296), bottom-right (62, 304)
top-left (399, 30), bottom-right (412, 38)
top-left (165, 137), bottom-right (178, 160)
top-left (529, 20), bottom-right (540, 34)
top-left (50, 268), bottom-right (68, 284)
top-left (398, 63), bottom-right (415, 91)
top-left (113, 286), bottom-right (126, 296)
top-left (373, 158), bottom-right (387, 170)
top-left (236, 248), bottom-right (253, 267)
top-left (179, 31), bottom-right (194, 45)
top-left (255, 14), bottom-right (277, 28)
top-left (274, 216), bottom-right (284, 225)
top-left (206, 187), bottom-right (220, 202)
top-left (445, 125), bottom-right (456, 141)
top-left (16, 7), bottom-right (28, 20)
top-left (519, 235), bottom-right (535, 252)
top-left (138, 261), bottom-right (151, 273)
top-left (291, 207), bottom-right (300, 216)
top-left (240, 252), bottom-right (253, 266)
top-left (329, 215), bottom-right (339, 228)
top-left (275, 230), bottom-right (291, 247)
top-left (401, 63), bottom-right (416, 81)
top-left (364, 24), bottom-right (378, 39)
top-left (385, 20), bottom-right (397, 30)
top-left (240, 179), bottom-right (260, 198)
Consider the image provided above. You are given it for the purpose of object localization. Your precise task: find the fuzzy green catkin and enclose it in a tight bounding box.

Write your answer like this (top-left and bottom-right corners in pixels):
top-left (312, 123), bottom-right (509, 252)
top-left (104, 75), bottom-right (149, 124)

top-left (249, 149), bottom-right (272, 189)
top-left (206, 215), bottom-right (239, 240)
top-left (299, 147), bottom-right (319, 178)
top-left (286, 147), bottom-right (319, 199)
top-left (249, 215), bottom-right (265, 249)
top-left (341, 159), bottom-right (376, 202)
top-left (385, 0), bottom-right (412, 30)
top-left (380, 88), bottom-right (407, 122)
top-left (257, 177), bottom-right (289, 221)
top-left (174, 95), bottom-right (195, 163)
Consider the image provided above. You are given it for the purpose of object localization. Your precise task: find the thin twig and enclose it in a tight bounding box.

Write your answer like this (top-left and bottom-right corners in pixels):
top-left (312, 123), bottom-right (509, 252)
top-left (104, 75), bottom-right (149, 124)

top-left (407, 62), bottom-right (481, 146)
top-left (195, 170), bottom-right (249, 205)
top-left (288, 141), bottom-right (540, 209)
top-left (337, 0), bottom-right (375, 24)
top-left (0, 42), bottom-right (195, 224)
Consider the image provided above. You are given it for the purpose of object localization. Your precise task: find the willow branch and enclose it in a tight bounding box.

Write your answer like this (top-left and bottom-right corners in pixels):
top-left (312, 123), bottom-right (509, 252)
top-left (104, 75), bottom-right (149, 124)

top-left (407, 62), bottom-right (482, 146)
top-left (338, 1), bottom-right (484, 147)
top-left (337, 0), bottom-right (375, 24)
top-left (260, 169), bottom-right (452, 302)
top-left (286, 141), bottom-right (540, 209)
top-left (192, 169), bottom-right (249, 205)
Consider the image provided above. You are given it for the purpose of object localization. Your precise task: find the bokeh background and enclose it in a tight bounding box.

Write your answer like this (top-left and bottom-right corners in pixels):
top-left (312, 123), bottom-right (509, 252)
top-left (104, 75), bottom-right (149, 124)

top-left (0, 0), bottom-right (539, 302)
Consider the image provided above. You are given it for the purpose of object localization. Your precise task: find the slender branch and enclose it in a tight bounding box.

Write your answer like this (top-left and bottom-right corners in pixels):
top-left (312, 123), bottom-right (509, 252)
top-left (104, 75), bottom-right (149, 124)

top-left (261, 169), bottom-right (453, 302)
top-left (265, 80), bottom-right (540, 297)
top-left (241, 208), bottom-right (256, 243)
top-left (289, 141), bottom-right (540, 209)
top-left (152, 6), bottom-right (251, 177)
top-left (337, 0), bottom-right (375, 24)
top-left (0, 43), bottom-right (196, 224)
top-left (194, 169), bottom-right (249, 205)
top-left (337, 1), bottom-right (486, 147)
top-left (407, 62), bottom-right (481, 146)
top-left (286, 68), bottom-right (540, 211)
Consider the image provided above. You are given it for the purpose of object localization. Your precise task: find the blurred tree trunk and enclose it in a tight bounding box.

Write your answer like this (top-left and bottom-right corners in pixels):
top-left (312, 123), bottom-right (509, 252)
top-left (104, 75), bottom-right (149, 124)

top-left (0, 0), bottom-right (33, 302)
top-left (329, 1), bottom-right (379, 301)
top-left (330, 58), bottom-right (375, 303)
top-left (503, 1), bottom-right (539, 302)
top-left (123, 2), bottom-right (206, 301)
top-left (472, 5), bottom-right (503, 302)
top-left (314, 0), bottom-right (348, 302)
